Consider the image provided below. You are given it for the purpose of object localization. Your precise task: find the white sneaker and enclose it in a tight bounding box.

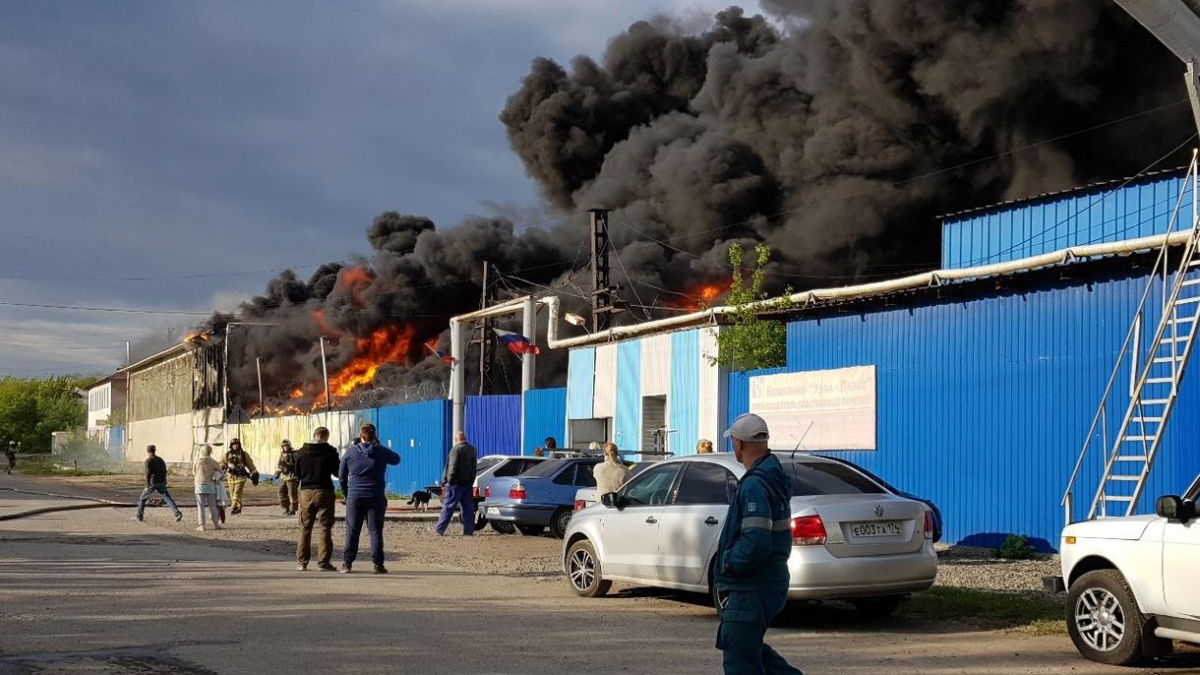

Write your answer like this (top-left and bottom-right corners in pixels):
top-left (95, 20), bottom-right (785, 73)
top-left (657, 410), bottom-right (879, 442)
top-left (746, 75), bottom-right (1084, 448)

top-left (131, 517), bottom-right (144, 522)
top-left (195, 526), bottom-right (206, 532)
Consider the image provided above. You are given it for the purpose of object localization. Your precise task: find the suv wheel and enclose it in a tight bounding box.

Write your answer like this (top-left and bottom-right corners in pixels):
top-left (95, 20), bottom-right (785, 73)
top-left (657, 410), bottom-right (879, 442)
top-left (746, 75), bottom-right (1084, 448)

top-left (549, 508), bottom-right (573, 539)
top-left (516, 524), bottom-right (544, 536)
top-left (566, 539), bottom-right (611, 598)
top-left (1067, 570), bottom-right (1146, 666)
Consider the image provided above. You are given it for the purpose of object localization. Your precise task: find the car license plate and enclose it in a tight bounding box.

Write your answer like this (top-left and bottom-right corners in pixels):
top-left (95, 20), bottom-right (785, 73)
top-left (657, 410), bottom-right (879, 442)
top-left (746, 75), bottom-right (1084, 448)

top-left (487, 507), bottom-right (499, 516)
top-left (849, 521), bottom-right (902, 538)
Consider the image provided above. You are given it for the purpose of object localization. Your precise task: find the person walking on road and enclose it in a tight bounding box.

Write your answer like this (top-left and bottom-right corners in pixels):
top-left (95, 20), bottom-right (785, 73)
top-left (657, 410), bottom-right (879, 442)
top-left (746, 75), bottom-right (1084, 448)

top-left (275, 439), bottom-right (299, 516)
top-left (339, 423), bottom-right (400, 573)
top-left (594, 443), bottom-right (629, 496)
top-left (193, 445), bottom-right (222, 531)
top-left (713, 413), bottom-right (803, 675)
top-left (135, 445), bottom-right (183, 523)
top-left (435, 431), bottom-right (478, 536)
top-left (222, 438), bottom-right (257, 515)
top-left (5, 441), bottom-right (17, 474)
top-left (296, 427), bottom-right (340, 572)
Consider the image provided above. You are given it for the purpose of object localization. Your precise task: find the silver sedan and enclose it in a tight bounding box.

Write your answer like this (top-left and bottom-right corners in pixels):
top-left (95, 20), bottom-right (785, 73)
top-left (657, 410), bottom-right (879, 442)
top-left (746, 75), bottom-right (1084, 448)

top-left (562, 453), bottom-right (937, 617)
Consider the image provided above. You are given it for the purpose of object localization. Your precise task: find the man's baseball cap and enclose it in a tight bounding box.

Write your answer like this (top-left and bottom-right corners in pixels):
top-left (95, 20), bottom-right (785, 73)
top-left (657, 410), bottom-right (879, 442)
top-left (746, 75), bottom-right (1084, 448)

top-left (724, 413), bottom-right (770, 442)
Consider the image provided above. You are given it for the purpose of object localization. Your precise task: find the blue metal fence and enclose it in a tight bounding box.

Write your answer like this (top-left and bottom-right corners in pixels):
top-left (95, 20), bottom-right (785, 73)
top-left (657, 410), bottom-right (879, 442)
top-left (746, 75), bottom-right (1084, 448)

top-left (523, 387), bottom-right (566, 455)
top-left (374, 399), bottom-right (451, 496)
top-left (465, 394), bottom-right (522, 457)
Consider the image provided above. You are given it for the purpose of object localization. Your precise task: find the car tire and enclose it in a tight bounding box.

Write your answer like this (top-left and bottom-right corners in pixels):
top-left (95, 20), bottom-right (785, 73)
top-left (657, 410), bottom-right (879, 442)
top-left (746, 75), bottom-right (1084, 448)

top-left (1066, 570), bottom-right (1147, 666)
top-left (851, 596), bottom-right (904, 620)
top-left (566, 539), bottom-right (611, 598)
top-left (490, 521), bottom-right (516, 534)
top-left (516, 524), bottom-right (544, 536)
top-left (549, 508), bottom-right (572, 539)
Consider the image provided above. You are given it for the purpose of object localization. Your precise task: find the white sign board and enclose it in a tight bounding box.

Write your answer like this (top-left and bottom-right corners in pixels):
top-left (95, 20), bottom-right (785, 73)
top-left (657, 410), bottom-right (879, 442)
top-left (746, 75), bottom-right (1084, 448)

top-left (748, 366), bottom-right (876, 451)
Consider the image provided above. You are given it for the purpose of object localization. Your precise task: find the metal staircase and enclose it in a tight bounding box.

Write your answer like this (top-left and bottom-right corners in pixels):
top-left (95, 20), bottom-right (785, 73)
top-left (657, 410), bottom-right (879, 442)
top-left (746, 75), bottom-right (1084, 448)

top-left (1064, 155), bottom-right (1199, 522)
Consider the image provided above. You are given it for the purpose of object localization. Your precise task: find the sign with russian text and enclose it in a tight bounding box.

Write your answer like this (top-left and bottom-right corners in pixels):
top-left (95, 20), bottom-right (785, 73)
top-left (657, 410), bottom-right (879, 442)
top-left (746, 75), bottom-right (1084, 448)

top-left (748, 365), bottom-right (876, 451)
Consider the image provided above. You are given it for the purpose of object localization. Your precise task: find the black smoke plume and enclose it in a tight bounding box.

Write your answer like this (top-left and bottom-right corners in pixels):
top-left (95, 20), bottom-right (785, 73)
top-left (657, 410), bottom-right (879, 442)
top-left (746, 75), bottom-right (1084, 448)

top-left (214, 2), bottom-right (1191, 410)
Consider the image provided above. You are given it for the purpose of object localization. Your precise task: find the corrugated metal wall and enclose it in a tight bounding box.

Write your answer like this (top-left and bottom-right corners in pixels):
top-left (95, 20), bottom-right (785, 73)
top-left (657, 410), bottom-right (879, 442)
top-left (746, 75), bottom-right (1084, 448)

top-left (465, 395), bottom-right (522, 456)
top-left (615, 340), bottom-right (642, 453)
top-left (727, 269), bottom-right (1200, 551)
top-left (523, 387), bottom-right (566, 454)
top-left (376, 399), bottom-right (451, 496)
top-left (640, 334), bottom-right (672, 396)
top-left (593, 344), bottom-right (617, 419)
top-left (670, 329), bottom-right (700, 456)
top-left (567, 347), bottom-right (595, 419)
top-left (942, 173), bottom-right (1190, 269)
top-left (726, 367), bottom-right (786, 425)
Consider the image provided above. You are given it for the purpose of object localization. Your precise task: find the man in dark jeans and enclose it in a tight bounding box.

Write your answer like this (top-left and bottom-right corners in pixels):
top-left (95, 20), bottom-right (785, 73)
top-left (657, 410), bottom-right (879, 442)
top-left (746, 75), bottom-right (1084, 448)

top-left (295, 427), bottom-right (340, 572)
top-left (339, 423), bottom-right (400, 574)
top-left (435, 431), bottom-right (478, 536)
top-left (134, 445), bottom-right (183, 523)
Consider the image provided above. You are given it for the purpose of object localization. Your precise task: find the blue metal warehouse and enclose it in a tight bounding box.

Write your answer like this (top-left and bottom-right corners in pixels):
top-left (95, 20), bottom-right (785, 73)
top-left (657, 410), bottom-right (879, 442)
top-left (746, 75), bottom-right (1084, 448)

top-left (554, 167), bottom-right (1200, 551)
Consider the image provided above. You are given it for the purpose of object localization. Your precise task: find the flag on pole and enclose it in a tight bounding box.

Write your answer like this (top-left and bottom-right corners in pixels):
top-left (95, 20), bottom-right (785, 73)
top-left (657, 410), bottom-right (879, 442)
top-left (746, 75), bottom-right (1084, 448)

top-left (494, 328), bottom-right (541, 356)
top-left (425, 342), bottom-right (455, 365)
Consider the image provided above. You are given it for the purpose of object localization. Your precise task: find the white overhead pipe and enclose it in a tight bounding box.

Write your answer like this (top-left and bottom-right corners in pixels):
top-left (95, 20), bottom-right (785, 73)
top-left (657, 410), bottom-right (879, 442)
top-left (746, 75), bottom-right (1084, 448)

top-left (449, 295), bottom-right (537, 435)
top-left (539, 230), bottom-right (1193, 350)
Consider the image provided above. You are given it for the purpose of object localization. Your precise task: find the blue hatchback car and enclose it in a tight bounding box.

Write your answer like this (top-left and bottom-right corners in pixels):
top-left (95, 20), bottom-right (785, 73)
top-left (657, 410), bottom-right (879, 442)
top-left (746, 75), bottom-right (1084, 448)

top-left (484, 458), bottom-right (601, 538)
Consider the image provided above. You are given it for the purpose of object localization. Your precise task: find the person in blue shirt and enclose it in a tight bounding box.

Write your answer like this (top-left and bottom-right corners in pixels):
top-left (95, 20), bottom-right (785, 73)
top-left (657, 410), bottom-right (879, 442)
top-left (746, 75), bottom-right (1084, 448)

top-left (714, 413), bottom-right (803, 675)
top-left (338, 423), bottom-right (400, 574)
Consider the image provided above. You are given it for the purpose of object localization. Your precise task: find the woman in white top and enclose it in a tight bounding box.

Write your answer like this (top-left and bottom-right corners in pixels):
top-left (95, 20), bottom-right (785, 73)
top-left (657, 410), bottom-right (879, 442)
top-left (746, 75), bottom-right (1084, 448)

top-left (193, 445), bottom-right (223, 531)
top-left (593, 443), bottom-right (630, 497)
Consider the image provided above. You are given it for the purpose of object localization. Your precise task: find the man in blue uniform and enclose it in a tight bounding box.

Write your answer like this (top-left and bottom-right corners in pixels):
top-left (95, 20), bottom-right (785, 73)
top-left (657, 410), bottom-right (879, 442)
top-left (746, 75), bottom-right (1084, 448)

top-left (714, 413), bottom-right (803, 675)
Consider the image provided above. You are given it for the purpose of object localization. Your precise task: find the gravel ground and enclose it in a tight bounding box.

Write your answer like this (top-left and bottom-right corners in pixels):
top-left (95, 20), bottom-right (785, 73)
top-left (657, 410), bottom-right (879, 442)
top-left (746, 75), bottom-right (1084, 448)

top-left (934, 545), bottom-right (1060, 594)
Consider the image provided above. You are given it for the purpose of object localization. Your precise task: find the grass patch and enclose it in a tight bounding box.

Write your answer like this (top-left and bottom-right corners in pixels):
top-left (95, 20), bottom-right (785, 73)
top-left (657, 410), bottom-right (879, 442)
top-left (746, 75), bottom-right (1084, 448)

top-left (15, 456), bottom-right (114, 477)
top-left (900, 587), bottom-right (1065, 635)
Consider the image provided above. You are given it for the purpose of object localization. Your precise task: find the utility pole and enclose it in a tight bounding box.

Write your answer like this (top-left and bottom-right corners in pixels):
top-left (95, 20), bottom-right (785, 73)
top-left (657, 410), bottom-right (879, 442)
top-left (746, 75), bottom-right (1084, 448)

top-left (588, 208), bottom-right (625, 332)
top-left (475, 261), bottom-right (495, 395)
top-left (255, 357), bottom-right (264, 414)
top-left (319, 337), bottom-right (331, 414)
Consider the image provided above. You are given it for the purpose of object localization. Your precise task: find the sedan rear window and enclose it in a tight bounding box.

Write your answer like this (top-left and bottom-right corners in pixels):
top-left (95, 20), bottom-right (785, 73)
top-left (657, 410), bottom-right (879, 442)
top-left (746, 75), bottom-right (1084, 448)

top-left (521, 459), bottom-right (572, 479)
top-left (785, 461), bottom-right (885, 496)
top-left (477, 457), bottom-right (505, 473)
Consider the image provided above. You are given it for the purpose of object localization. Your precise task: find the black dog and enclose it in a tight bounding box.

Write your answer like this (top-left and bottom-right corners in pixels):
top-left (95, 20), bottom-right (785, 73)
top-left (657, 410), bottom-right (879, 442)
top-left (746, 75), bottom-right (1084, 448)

top-left (407, 490), bottom-right (433, 511)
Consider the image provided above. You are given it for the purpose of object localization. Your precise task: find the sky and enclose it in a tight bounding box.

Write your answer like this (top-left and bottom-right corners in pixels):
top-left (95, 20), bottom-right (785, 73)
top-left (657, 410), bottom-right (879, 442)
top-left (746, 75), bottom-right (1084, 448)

top-left (0, 0), bottom-right (743, 378)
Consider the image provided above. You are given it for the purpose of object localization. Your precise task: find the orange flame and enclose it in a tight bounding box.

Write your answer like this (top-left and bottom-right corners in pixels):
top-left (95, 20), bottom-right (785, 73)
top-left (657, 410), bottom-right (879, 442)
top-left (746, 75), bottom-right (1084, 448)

top-left (313, 309), bottom-right (341, 337)
top-left (664, 279), bottom-right (731, 310)
top-left (308, 324), bottom-right (416, 409)
top-left (337, 267), bottom-right (372, 305)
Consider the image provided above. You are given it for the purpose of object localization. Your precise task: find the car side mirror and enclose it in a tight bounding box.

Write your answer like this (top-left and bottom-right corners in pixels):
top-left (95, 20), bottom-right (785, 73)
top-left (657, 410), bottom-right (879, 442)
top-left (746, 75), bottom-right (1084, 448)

top-left (600, 492), bottom-right (623, 510)
top-left (1157, 495), bottom-right (1195, 522)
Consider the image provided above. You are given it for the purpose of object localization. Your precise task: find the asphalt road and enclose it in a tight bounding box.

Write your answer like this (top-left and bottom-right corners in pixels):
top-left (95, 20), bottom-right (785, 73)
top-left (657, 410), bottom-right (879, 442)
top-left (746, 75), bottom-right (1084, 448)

top-left (1, 490), bottom-right (1198, 674)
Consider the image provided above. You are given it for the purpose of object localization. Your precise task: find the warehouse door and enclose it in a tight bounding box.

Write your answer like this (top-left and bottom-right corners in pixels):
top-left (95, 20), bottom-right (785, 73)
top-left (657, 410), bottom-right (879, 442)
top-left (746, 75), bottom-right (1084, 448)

top-left (642, 396), bottom-right (667, 458)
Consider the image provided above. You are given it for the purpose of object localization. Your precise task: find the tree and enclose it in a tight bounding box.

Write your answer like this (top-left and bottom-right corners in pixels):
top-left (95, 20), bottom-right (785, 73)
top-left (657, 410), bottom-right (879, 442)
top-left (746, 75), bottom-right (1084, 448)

top-left (706, 243), bottom-right (792, 371)
top-left (0, 376), bottom-right (91, 453)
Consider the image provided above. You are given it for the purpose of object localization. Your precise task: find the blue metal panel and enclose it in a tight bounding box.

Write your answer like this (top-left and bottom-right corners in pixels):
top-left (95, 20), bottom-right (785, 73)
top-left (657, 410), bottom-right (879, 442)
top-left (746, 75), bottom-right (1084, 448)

top-left (523, 387), bottom-right (566, 455)
top-left (941, 173), bottom-right (1191, 268)
top-left (375, 399), bottom-right (450, 496)
top-left (614, 340), bottom-right (642, 454)
top-left (567, 347), bottom-right (595, 420)
top-left (726, 367), bottom-right (786, 432)
top-left (107, 425), bottom-right (125, 462)
top-left (669, 330), bottom-right (700, 456)
top-left (465, 395), bottom-right (522, 457)
top-left (778, 269), bottom-right (1200, 551)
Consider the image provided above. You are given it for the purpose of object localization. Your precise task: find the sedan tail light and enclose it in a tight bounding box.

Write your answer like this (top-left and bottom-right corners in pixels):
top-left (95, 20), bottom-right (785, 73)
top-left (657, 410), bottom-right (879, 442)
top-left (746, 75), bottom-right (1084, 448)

top-left (790, 515), bottom-right (826, 546)
top-left (573, 499), bottom-right (586, 511)
top-left (484, 486), bottom-right (492, 499)
top-left (509, 484), bottom-right (527, 500)
top-left (924, 510), bottom-right (934, 540)
top-left (472, 487), bottom-right (480, 499)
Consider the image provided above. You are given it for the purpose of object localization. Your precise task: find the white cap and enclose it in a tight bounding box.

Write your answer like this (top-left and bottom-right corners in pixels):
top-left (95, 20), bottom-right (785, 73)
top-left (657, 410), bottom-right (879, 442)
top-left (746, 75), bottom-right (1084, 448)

top-left (724, 413), bottom-right (769, 442)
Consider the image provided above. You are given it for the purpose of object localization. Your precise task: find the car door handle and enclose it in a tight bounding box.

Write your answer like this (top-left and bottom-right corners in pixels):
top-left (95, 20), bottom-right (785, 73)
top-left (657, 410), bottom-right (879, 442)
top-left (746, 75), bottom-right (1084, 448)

top-left (645, 516), bottom-right (658, 524)
top-left (705, 517), bottom-right (720, 526)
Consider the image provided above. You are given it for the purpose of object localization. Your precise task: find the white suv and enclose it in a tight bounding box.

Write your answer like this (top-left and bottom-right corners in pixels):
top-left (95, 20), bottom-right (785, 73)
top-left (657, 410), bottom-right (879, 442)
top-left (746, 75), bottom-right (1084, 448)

top-left (1056, 474), bottom-right (1200, 666)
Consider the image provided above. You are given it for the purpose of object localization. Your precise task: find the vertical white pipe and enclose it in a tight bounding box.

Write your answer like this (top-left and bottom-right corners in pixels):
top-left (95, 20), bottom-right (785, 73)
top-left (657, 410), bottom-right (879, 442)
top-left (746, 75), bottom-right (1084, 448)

top-left (255, 357), bottom-right (264, 414)
top-left (450, 319), bottom-right (466, 435)
top-left (319, 337), bottom-right (331, 414)
top-left (522, 296), bottom-right (536, 393)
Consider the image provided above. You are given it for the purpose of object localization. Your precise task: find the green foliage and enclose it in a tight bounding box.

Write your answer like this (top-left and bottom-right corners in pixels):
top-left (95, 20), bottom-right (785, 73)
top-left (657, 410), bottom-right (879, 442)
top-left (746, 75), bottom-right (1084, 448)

top-left (995, 534), bottom-right (1040, 560)
top-left (900, 587), bottom-right (1064, 634)
top-left (0, 376), bottom-right (92, 453)
top-left (706, 243), bottom-right (792, 371)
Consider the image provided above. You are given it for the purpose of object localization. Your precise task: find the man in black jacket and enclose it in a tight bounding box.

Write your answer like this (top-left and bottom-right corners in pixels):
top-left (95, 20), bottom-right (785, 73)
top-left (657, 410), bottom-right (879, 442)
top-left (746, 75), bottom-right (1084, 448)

top-left (295, 427), bottom-right (340, 571)
top-left (435, 431), bottom-right (478, 536)
top-left (134, 445), bottom-right (183, 523)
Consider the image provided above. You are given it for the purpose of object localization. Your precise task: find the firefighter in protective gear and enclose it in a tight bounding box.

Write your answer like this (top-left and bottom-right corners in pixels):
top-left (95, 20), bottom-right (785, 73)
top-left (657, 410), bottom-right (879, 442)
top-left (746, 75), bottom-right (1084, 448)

top-left (275, 439), bottom-right (299, 516)
top-left (222, 438), bottom-right (258, 515)
top-left (713, 413), bottom-right (803, 675)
